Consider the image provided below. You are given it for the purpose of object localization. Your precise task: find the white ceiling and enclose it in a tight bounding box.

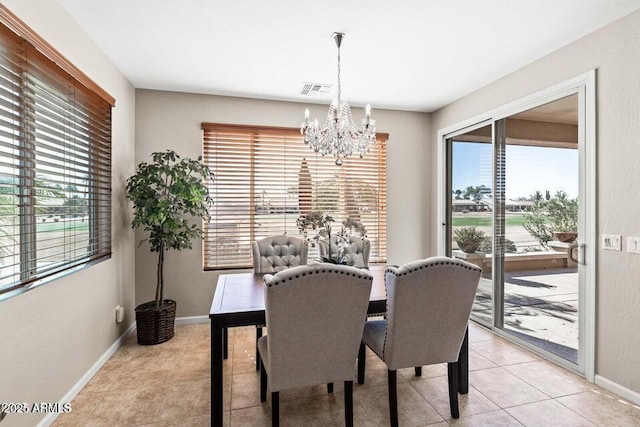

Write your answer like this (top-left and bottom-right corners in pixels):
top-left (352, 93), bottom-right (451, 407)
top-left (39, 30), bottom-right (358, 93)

top-left (58, 0), bottom-right (640, 112)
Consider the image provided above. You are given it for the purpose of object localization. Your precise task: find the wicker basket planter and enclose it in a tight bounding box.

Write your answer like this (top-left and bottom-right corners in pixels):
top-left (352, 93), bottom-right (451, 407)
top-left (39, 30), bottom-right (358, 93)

top-left (135, 299), bottom-right (177, 345)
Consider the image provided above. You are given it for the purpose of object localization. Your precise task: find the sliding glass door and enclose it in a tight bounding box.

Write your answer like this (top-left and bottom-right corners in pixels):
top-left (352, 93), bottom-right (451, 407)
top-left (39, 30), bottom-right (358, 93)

top-left (499, 98), bottom-right (580, 364)
top-left (446, 123), bottom-right (494, 326)
top-left (444, 89), bottom-right (589, 374)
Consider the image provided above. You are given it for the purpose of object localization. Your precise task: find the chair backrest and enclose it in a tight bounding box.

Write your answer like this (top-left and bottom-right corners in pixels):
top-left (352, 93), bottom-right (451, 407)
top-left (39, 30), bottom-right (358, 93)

top-left (252, 235), bottom-right (309, 273)
top-left (382, 256), bottom-right (481, 370)
top-left (318, 236), bottom-right (371, 268)
top-left (263, 263), bottom-right (373, 391)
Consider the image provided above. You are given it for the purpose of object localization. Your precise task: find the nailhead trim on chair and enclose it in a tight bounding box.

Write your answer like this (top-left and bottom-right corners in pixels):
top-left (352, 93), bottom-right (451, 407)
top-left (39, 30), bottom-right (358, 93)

top-left (266, 267), bottom-right (373, 287)
top-left (385, 259), bottom-right (482, 277)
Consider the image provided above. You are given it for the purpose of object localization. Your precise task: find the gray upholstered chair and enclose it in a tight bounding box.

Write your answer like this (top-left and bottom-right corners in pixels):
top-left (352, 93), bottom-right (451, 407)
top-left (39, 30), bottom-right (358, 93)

top-left (258, 264), bottom-right (373, 427)
top-left (251, 235), bottom-right (308, 369)
top-left (222, 235), bottom-right (309, 365)
top-left (318, 236), bottom-right (370, 268)
top-left (252, 235), bottom-right (309, 273)
top-left (357, 257), bottom-right (481, 424)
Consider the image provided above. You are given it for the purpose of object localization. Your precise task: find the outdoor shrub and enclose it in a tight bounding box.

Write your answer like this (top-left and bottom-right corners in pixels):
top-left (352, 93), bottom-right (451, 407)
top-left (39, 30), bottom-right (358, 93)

top-left (478, 236), bottom-right (517, 254)
top-left (523, 190), bottom-right (578, 247)
top-left (453, 226), bottom-right (486, 244)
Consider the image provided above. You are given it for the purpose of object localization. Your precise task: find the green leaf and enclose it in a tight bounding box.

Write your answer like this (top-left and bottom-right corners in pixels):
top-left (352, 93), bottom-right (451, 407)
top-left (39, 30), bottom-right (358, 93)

top-left (126, 150), bottom-right (215, 297)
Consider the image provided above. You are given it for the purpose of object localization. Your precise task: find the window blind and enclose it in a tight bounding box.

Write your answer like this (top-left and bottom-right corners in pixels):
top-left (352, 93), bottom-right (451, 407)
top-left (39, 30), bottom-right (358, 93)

top-left (202, 123), bottom-right (387, 269)
top-left (0, 22), bottom-right (112, 295)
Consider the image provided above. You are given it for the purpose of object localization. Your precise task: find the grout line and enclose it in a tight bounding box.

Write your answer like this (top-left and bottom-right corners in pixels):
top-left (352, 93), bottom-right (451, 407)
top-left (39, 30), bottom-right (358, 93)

top-left (554, 393), bottom-right (600, 424)
top-left (65, 324), bottom-right (637, 426)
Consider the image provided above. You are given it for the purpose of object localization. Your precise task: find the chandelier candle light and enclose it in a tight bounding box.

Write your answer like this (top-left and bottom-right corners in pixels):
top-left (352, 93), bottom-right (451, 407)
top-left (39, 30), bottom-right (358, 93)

top-left (301, 32), bottom-right (376, 166)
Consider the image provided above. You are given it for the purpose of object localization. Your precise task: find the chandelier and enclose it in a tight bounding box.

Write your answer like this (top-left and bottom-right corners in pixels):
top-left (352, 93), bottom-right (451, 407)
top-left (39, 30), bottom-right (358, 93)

top-left (301, 32), bottom-right (376, 166)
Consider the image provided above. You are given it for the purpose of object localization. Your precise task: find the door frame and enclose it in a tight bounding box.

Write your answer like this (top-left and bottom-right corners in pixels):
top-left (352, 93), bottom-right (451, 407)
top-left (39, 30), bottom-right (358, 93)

top-left (436, 70), bottom-right (596, 381)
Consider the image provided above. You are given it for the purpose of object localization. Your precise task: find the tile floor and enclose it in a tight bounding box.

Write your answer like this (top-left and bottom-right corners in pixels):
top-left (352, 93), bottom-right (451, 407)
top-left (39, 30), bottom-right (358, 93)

top-left (52, 322), bottom-right (640, 426)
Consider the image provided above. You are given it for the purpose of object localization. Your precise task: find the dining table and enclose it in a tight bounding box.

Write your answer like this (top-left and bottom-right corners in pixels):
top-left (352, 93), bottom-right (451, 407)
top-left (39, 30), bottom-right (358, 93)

top-left (209, 264), bottom-right (470, 427)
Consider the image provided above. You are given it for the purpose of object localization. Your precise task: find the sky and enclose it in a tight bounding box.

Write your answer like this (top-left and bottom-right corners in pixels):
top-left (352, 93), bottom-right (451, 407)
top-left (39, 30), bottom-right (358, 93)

top-left (452, 141), bottom-right (578, 200)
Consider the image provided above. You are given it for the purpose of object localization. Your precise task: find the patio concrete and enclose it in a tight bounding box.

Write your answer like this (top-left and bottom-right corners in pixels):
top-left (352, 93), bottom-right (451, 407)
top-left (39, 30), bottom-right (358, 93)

top-left (471, 268), bottom-right (578, 363)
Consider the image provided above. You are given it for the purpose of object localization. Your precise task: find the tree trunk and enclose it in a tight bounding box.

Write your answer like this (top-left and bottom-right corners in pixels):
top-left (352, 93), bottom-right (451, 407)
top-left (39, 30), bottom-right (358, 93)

top-left (156, 242), bottom-right (164, 308)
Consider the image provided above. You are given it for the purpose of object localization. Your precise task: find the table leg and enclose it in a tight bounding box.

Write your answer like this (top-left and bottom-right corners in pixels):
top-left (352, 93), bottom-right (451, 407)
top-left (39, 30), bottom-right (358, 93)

top-left (256, 326), bottom-right (263, 371)
top-left (457, 326), bottom-right (469, 394)
top-left (211, 317), bottom-right (224, 427)
top-left (223, 327), bottom-right (229, 359)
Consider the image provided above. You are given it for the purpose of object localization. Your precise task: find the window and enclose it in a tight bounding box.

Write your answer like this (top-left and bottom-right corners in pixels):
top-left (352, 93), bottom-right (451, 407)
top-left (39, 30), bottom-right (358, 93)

top-left (0, 12), bottom-right (113, 297)
top-left (202, 123), bottom-right (387, 269)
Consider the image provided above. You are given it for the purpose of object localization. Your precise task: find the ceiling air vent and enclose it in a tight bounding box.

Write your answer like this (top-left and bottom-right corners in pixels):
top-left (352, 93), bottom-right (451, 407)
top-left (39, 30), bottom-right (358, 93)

top-left (300, 82), bottom-right (332, 96)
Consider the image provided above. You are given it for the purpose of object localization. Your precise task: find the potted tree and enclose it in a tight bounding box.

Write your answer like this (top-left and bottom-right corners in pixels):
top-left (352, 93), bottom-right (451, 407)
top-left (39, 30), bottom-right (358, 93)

top-left (126, 150), bottom-right (213, 345)
top-left (523, 191), bottom-right (578, 245)
top-left (454, 226), bottom-right (486, 254)
top-left (548, 191), bottom-right (578, 242)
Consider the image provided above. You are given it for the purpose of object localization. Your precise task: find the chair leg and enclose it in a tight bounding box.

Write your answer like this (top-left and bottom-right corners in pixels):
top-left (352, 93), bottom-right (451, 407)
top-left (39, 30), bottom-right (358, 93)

top-left (388, 369), bottom-right (398, 427)
top-left (256, 326), bottom-right (263, 371)
top-left (447, 362), bottom-right (460, 419)
top-left (223, 327), bottom-right (229, 359)
top-left (344, 380), bottom-right (354, 427)
top-left (327, 382), bottom-right (334, 393)
top-left (357, 341), bottom-right (366, 384)
top-left (271, 391), bottom-right (280, 427)
top-left (457, 327), bottom-right (469, 394)
top-left (260, 357), bottom-right (267, 403)
top-left (415, 366), bottom-right (422, 377)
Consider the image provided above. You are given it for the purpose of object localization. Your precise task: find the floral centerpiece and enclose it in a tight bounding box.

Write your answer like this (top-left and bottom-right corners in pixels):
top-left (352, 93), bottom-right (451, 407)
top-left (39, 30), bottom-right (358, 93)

top-left (296, 211), bottom-right (367, 265)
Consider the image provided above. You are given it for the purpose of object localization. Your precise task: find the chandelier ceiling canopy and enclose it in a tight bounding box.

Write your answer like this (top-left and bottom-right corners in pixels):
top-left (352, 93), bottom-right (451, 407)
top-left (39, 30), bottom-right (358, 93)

top-left (301, 32), bottom-right (376, 166)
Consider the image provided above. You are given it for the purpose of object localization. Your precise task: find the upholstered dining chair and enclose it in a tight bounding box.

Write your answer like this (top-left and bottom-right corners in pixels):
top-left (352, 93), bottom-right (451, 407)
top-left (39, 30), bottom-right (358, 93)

top-left (252, 235), bottom-right (309, 273)
top-left (258, 264), bottom-right (373, 427)
top-left (357, 257), bottom-right (481, 425)
top-left (318, 236), bottom-right (370, 268)
top-left (222, 235), bottom-right (308, 365)
top-left (252, 235), bottom-right (308, 368)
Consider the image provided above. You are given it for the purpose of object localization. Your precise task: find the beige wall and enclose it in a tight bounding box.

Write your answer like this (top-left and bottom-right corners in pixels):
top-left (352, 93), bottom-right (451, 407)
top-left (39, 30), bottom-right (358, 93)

top-left (135, 90), bottom-right (431, 317)
top-left (431, 10), bottom-right (640, 393)
top-left (0, 1), bottom-right (136, 426)
top-left (6, 0), bottom-right (637, 420)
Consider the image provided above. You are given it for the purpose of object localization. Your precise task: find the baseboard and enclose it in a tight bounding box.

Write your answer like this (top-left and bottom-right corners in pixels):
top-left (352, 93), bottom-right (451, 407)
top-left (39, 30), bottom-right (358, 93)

top-left (37, 322), bottom-right (136, 427)
top-left (37, 317), bottom-right (206, 426)
top-left (175, 315), bottom-right (208, 325)
top-left (595, 375), bottom-right (640, 405)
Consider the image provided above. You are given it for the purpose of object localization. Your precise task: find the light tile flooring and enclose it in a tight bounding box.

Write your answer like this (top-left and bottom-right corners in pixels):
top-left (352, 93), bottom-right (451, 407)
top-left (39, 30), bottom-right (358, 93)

top-left (53, 322), bottom-right (640, 426)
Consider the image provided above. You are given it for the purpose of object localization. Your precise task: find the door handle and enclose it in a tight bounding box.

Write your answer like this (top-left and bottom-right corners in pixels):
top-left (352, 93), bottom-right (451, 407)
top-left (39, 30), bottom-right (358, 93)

top-left (568, 242), bottom-right (585, 265)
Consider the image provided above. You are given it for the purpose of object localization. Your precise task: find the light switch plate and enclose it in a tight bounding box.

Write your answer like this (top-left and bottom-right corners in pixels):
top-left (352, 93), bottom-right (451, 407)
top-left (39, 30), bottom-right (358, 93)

top-left (602, 234), bottom-right (621, 251)
top-left (627, 237), bottom-right (640, 254)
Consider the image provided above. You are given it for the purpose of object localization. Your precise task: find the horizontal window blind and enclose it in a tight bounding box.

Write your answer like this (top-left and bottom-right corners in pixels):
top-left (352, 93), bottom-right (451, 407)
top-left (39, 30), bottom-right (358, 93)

top-left (202, 123), bottom-right (387, 269)
top-left (0, 22), bottom-right (112, 295)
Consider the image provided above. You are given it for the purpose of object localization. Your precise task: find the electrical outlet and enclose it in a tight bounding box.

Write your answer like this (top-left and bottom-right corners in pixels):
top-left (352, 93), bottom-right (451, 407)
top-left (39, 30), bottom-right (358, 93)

top-left (602, 234), bottom-right (621, 251)
top-left (115, 305), bottom-right (124, 323)
top-left (627, 237), bottom-right (640, 254)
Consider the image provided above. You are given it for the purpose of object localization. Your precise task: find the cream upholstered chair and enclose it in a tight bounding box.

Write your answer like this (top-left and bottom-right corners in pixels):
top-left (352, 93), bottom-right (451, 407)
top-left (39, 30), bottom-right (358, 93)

top-left (357, 257), bottom-right (481, 424)
top-left (318, 236), bottom-right (370, 268)
top-left (222, 235), bottom-right (309, 364)
top-left (247, 235), bottom-right (308, 369)
top-left (252, 235), bottom-right (309, 273)
top-left (258, 264), bottom-right (373, 427)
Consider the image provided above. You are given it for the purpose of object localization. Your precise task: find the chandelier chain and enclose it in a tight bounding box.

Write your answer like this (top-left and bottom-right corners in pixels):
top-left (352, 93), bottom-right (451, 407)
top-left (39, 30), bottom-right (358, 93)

top-left (336, 40), bottom-right (341, 105)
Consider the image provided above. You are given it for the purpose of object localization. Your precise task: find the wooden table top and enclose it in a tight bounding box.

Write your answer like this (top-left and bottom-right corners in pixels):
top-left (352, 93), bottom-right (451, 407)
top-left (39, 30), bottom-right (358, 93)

top-left (210, 264), bottom-right (387, 317)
